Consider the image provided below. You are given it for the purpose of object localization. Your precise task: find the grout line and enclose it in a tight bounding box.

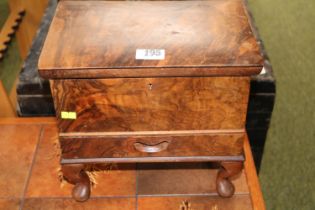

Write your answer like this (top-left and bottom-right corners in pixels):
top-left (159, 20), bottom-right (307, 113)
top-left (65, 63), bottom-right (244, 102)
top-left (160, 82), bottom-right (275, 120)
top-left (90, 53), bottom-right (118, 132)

top-left (0, 197), bottom-right (22, 200)
top-left (0, 118), bottom-right (56, 125)
top-left (0, 192), bottom-right (250, 200)
top-left (19, 125), bottom-right (45, 210)
top-left (18, 195), bottom-right (135, 200)
top-left (137, 193), bottom-right (250, 198)
top-left (135, 163), bottom-right (139, 210)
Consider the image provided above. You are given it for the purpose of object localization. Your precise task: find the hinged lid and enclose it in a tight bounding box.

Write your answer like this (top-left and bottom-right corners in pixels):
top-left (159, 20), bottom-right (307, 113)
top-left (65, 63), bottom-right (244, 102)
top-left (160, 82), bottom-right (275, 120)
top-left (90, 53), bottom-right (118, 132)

top-left (38, 0), bottom-right (263, 79)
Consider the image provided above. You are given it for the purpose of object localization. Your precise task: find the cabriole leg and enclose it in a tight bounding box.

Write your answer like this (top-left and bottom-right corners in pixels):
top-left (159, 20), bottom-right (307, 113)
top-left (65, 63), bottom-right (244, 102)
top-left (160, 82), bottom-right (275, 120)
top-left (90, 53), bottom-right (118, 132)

top-left (216, 161), bottom-right (243, 198)
top-left (62, 164), bottom-right (91, 202)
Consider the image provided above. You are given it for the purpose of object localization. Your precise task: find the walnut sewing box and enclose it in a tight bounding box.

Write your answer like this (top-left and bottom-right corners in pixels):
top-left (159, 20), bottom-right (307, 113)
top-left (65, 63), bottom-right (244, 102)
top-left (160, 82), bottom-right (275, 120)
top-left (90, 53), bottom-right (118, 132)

top-left (38, 0), bottom-right (263, 202)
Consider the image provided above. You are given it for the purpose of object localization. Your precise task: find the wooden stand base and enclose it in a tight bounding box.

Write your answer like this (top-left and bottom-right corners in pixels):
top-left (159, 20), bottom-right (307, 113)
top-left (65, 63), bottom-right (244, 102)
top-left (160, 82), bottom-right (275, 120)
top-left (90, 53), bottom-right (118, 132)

top-left (61, 161), bottom-right (243, 201)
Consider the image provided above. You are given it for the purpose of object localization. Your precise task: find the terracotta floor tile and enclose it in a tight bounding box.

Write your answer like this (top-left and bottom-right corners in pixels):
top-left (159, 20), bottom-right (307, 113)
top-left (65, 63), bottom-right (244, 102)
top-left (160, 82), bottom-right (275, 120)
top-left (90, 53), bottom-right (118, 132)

top-left (137, 162), bottom-right (248, 195)
top-left (26, 125), bottom-right (136, 198)
top-left (22, 197), bottom-right (135, 210)
top-left (137, 195), bottom-right (253, 210)
top-left (0, 198), bottom-right (21, 210)
top-left (91, 163), bottom-right (136, 197)
top-left (24, 125), bottom-right (71, 198)
top-left (0, 125), bottom-right (42, 197)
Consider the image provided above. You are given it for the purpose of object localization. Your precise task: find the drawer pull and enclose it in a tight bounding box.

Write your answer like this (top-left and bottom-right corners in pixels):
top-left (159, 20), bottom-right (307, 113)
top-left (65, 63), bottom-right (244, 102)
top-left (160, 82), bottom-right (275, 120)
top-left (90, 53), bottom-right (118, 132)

top-left (134, 141), bottom-right (169, 153)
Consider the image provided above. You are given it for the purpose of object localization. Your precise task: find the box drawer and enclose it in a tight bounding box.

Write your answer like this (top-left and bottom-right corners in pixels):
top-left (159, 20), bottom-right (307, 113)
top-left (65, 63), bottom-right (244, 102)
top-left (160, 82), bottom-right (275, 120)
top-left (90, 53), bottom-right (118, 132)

top-left (51, 77), bottom-right (250, 133)
top-left (60, 133), bottom-right (244, 159)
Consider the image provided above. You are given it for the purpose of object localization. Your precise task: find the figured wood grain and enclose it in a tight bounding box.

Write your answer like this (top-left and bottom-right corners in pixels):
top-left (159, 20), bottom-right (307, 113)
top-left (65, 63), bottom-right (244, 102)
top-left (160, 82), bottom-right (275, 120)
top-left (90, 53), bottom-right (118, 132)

top-left (38, 0), bottom-right (263, 78)
top-left (60, 133), bottom-right (244, 159)
top-left (50, 77), bottom-right (250, 132)
top-left (35, 0), bottom-right (262, 201)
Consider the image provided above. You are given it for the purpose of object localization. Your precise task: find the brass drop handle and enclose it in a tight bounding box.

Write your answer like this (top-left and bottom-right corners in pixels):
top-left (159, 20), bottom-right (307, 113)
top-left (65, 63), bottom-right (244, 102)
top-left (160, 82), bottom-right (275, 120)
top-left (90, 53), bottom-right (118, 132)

top-left (134, 141), bottom-right (169, 153)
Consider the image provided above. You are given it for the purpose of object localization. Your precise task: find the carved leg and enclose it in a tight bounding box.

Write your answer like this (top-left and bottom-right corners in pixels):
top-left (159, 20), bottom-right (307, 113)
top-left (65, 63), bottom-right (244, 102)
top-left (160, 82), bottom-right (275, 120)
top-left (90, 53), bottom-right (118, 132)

top-left (216, 161), bottom-right (243, 198)
top-left (62, 164), bottom-right (91, 202)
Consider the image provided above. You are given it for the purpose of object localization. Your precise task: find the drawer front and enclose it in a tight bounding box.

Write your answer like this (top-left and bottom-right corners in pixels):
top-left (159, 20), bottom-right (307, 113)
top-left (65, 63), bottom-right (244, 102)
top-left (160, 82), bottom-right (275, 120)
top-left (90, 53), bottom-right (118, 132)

top-left (51, 77), bottom-right (250, 132)
top-left (60, 133), bottom-right (244, 159)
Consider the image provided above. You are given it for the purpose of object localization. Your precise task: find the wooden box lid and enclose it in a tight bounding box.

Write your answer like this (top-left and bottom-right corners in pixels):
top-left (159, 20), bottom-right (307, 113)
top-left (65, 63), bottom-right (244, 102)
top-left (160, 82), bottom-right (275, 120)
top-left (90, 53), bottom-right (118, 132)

top-left (38, 0), bottom-right (263, 79)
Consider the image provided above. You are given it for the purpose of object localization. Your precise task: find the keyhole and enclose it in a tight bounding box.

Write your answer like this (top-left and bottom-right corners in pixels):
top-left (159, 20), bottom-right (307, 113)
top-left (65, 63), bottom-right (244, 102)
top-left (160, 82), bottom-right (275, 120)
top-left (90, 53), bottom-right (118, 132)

top-left (148, 83), bottom-right (153, 90)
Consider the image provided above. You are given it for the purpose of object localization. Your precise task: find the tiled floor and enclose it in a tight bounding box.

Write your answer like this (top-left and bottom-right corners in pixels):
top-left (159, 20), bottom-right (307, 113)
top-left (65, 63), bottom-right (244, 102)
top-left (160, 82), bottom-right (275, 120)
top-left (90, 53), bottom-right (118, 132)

top-left (137, 162), bottom-right (248, 195)
top-left (0, 118), bottom-right (264, 210)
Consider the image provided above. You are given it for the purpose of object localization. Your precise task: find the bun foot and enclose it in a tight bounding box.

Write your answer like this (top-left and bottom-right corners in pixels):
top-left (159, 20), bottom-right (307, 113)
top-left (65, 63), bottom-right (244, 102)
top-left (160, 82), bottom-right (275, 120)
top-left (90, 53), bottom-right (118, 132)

top-left (72, 182), bottom-right (91, 202)
top-left (216, 161), bottom-right (243, 198)
top-left (62, 164), bottom-right (91, 202)
top-left (217, 177), bottom-right (235, 197)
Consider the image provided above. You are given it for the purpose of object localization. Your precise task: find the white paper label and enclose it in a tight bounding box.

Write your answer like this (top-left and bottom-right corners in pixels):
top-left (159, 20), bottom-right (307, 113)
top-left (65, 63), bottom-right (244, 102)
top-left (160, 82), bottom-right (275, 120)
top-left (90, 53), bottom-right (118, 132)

top-left (135, 49), bottom-right (165, 60)
top-left (259, 66), bottom-right (267, 75)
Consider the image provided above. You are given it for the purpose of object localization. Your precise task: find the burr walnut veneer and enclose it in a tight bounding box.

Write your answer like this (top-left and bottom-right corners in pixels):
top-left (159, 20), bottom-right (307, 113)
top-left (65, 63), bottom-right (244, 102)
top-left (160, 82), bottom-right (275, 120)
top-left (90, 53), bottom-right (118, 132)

top-left (38, 0), bottom-right (263, 202)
